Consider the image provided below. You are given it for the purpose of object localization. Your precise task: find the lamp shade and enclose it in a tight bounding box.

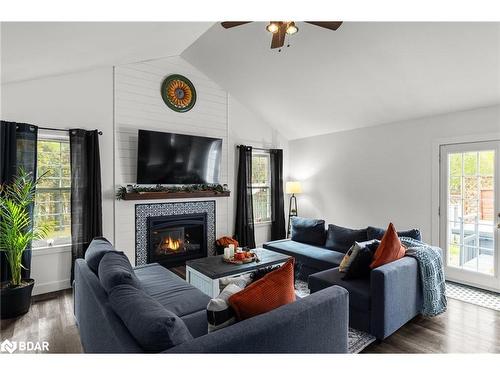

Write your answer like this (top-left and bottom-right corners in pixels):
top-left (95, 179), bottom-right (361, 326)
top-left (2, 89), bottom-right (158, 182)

top-left (286, 181), bottom-right (302, 194)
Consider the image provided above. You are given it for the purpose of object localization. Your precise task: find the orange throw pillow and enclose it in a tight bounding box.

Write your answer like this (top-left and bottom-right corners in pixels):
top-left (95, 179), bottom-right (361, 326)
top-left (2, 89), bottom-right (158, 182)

top-left (370, 223), bottom-right (406, 269)
top-left (228, 258), bottom-right (296, 320)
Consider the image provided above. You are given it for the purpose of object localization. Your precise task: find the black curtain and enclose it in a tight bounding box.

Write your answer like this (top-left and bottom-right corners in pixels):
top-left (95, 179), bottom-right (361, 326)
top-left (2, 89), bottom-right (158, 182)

top-left (0, 121), bottom-right (38, 282)
top-left (270, 149), bottom-right (286, 240)
top-left (70, 129), bottom-right (102, 281)
top-left (234, 145), bottom-right (256, 249)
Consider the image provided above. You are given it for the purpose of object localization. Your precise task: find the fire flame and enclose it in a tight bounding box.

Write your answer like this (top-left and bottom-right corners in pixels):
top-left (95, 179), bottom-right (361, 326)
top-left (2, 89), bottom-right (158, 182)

top-left (163, 237), bottom-right (181, 251)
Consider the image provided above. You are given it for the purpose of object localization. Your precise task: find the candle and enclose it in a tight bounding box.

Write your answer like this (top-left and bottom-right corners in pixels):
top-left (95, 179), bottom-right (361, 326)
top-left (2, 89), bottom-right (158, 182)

top-left (229, 245), bottom-right (235, 258)
top-left (224, 247), bottom-right (231, 259)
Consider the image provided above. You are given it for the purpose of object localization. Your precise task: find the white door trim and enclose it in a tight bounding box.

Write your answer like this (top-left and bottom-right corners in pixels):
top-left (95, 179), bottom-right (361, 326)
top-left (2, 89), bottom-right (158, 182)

top-left (431, 132), bottom-right (500, 247)
top-left (433, 135), bottom-right (500, 292)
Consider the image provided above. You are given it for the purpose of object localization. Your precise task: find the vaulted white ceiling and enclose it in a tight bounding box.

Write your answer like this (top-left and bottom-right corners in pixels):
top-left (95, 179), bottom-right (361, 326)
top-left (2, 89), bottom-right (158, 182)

top-left (2, 22), bottom-right (499, 140)
top-left (1, 22), bottom-right (213, 83)
top-left (182, 22), bottom-right (500, 139)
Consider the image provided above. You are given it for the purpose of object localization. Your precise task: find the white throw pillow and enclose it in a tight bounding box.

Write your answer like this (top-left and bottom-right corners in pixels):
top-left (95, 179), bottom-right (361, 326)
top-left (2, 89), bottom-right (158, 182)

top-left (218, 273), bottom-right (252, 290)
top-left (207, 283), bottom-right (243, 332)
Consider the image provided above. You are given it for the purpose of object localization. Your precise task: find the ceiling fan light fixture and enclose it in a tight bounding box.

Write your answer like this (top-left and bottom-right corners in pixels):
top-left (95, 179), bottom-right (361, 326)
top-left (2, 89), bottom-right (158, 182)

top-left (286, 22), bottom-right (298, 35)
top-left (266, 22), bottom-right (280, 33)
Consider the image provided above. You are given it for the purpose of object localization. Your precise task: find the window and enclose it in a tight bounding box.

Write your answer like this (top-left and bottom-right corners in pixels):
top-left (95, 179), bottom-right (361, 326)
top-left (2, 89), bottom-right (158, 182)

top-left (33, 134), bottom-right (71, 248)
top-left (251, 152), bottom-right (272, 223)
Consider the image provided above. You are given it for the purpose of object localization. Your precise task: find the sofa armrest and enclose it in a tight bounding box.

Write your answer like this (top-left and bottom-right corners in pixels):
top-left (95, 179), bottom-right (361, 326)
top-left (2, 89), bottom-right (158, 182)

top-left (164, 285), bottom-right (349, 353)
top-left (370, 257), bottom-right (422, 339)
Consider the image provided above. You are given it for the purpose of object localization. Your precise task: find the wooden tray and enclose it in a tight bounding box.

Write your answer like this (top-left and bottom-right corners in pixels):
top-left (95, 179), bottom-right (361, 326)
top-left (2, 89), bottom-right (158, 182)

top-left (222, 253), bottom-right (257, 265)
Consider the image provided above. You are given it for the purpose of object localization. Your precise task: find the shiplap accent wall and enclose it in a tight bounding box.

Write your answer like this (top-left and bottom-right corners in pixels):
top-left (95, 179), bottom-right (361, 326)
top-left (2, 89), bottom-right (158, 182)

top-left (114, 56), bottom-right (230, 263)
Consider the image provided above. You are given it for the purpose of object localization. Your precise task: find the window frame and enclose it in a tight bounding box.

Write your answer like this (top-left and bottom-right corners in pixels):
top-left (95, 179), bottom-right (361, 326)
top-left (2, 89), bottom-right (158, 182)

top-left (250, 150), bottom-right (272, 225)
top-left (33, 132), bottom-right (72, 249)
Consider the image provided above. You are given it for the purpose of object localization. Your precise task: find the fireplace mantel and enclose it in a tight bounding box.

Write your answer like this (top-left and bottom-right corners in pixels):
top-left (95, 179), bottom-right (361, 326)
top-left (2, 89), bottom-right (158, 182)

top-left (123, 191), bottom-right (230, 201)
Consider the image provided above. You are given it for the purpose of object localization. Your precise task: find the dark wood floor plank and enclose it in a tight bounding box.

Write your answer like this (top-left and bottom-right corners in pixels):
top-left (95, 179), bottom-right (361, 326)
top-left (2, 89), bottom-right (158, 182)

top-left (364, 298), bottom-right (500, 353)
top-left (1, 289), bottom-right (499, 353)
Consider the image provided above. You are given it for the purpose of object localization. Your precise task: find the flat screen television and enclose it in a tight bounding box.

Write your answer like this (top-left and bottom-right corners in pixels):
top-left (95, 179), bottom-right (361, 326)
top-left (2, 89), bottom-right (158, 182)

top-left (136, 130), bottom-right (222, 185)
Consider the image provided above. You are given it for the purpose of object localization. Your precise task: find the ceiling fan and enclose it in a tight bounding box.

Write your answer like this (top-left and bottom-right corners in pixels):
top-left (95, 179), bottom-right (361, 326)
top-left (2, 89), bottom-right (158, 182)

top-left (221, 21), bottom-right (343, 49)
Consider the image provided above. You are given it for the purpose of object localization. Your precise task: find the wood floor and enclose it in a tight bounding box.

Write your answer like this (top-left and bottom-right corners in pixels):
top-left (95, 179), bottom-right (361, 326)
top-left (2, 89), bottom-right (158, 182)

top-left (0, 290), bottom-right (82, 353)
top-left (1, 288), bottom-right (499, 353)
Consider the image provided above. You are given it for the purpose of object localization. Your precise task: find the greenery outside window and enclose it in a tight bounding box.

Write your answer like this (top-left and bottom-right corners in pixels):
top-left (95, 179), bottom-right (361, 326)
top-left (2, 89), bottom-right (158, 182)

top-left (33, 134), bottom-right (71, 248)
top-left (251, 152), bottom-right (272, 224)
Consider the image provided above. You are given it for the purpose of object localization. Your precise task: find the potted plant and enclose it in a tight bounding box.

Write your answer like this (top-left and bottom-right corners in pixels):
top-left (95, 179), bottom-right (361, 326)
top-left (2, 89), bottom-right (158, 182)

top-left (0, 168), bottom-right (48, 319)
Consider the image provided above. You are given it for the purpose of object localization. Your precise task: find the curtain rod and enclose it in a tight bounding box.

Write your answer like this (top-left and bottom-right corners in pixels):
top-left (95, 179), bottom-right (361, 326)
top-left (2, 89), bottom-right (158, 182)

top-left (236, 144), bottom-right (271, 152)
top-left (38, 126), bottom-right (103, 135)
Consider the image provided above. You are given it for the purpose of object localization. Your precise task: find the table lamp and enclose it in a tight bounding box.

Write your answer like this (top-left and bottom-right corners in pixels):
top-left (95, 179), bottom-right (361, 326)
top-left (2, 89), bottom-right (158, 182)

top-left (286, 181), bottom-right (302, 237)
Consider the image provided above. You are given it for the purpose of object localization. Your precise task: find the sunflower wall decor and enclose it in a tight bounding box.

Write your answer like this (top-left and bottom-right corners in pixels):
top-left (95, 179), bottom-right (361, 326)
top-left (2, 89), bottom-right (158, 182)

top-left (160, 74), bottom-right (197, 112)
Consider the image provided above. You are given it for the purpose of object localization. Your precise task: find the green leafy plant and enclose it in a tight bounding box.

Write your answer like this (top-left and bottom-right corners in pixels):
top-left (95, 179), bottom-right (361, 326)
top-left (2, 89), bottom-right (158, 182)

top-left (0, 168), bottom-right (49, 287)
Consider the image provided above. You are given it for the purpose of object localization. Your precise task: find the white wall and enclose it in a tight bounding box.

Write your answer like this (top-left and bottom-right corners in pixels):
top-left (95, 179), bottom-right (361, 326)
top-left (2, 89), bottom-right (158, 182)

top-left (1, 68), bottom-right (114, 294)
top-left (288, 105), bottom-right (500, 245)
top-left (114, 56), bottom-right (288, 263)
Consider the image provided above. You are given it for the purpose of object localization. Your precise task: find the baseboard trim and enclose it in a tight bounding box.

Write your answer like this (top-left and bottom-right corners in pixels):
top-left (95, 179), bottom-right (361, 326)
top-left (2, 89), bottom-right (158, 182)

top-left (33, 279), bottom-right (71, 296)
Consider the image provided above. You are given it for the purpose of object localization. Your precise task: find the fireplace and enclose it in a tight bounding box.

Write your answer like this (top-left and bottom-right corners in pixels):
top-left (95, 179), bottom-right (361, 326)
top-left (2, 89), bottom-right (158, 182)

top-left (147, 213), bottom-right (207, 267)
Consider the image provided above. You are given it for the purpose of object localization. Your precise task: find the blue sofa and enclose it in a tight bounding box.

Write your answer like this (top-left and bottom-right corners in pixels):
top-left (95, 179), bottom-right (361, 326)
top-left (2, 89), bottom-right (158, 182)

top-left (264, 221), bottom-right (428, 340)
top-left (74, 240), bottom-right (350, 353)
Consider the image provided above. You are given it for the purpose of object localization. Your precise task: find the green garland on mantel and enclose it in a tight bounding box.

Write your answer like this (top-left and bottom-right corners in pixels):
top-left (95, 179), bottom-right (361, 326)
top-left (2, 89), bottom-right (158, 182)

top-left (116, 184), bottom-right (229, 200)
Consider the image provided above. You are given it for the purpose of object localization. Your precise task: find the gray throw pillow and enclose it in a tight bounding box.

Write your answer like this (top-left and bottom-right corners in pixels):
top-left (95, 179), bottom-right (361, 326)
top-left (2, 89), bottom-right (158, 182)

top-left (108, 284), bottom-right (193, 352)
top-left (367, 226), bottom-right (422, 241)
top-left (324, 224), bottom-right (368, 253)
top-left (84, 237), bottom-right (115, 273)
top-left (98, 251), bottom-right (142, 293)
top-left (290, 217), bottom-right (326, 246)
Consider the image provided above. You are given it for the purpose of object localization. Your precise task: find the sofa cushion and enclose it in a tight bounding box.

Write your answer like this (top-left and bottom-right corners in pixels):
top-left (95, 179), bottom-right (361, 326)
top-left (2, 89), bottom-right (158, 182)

top-left (263, 239), bottom-right (345, 271)
top-left (229, 259), bottom-right (296, 320)
top-left (98, 252), bottom-right (142, 293)
top-left (134, 264), bottom-right (211, 317)
top-left (290, 217), bottom-right (326, 246)
top-left (324, 224), bottom-right (368, 253)
top-left (179, 310), bottom-right (208, 338)
top-left (84, 237), bottom-right (116, 274)
top-left (370, 223), bottom-right (406, 269)
top-left (108, 284), bottom-right (193, 352)
top-left (367, 226), bottom-right (422, 241)
top-left (308, 268), bottom-right (371, 311)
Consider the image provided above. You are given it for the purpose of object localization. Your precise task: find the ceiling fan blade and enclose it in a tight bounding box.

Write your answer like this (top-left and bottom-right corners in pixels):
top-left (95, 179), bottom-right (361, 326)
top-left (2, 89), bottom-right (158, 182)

top-left (221, 22), bottom-right (252, 29)
top-left (305, 21), bottom-right (343, 31)
top-left (270, 22), bottom-right (286, 49)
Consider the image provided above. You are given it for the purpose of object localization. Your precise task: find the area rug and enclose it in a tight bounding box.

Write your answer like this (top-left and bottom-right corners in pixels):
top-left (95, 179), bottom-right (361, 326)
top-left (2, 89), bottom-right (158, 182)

top-left (294, 280), bottom-right (376, 353)
top-left (445, 281), bottom-right (500, 312)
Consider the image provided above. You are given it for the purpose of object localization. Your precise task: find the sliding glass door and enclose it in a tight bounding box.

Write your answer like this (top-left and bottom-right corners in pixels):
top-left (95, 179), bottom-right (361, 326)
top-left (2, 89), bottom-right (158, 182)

top-left (440, 141), bottom-right (500, 292)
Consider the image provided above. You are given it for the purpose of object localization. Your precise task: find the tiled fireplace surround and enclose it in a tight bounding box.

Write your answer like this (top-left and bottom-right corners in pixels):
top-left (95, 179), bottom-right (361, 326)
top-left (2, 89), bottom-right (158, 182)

top-left (135, 200), bottom-right (216, 266)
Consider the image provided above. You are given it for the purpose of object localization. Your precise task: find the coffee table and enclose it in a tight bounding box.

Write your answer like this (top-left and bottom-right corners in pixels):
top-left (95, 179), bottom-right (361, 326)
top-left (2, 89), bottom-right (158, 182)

top-left (186, 248), bottom-right (292, 298)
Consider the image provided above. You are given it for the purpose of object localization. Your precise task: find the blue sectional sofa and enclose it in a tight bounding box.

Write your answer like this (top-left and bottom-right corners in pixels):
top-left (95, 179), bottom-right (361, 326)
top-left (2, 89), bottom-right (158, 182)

top-left (264, 220), bottom-right (428, 340)
top-left (74, 239), bottom-right (349, 353)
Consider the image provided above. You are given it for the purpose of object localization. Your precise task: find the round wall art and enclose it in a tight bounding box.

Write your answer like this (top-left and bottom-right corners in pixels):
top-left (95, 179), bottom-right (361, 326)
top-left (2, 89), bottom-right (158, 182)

top-left (160, 74), bottom-right (197, 112)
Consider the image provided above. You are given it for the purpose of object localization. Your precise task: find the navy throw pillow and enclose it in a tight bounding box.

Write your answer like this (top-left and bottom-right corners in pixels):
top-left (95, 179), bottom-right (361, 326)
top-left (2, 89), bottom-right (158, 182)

top-left (367, 226), bottom-right (421, 241)
top-left (108, 284), bottom-right (193, 352)
top-left (84, 237), bottom-right (115, 274)
top-left (342, 241), bottom-right (379, 280)
top-left (325, 224), bottom-right (368, 253)
top-left (290, 217), bottom-right (326, 246)
top-left (98, 251), bottom-right (142, 293)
